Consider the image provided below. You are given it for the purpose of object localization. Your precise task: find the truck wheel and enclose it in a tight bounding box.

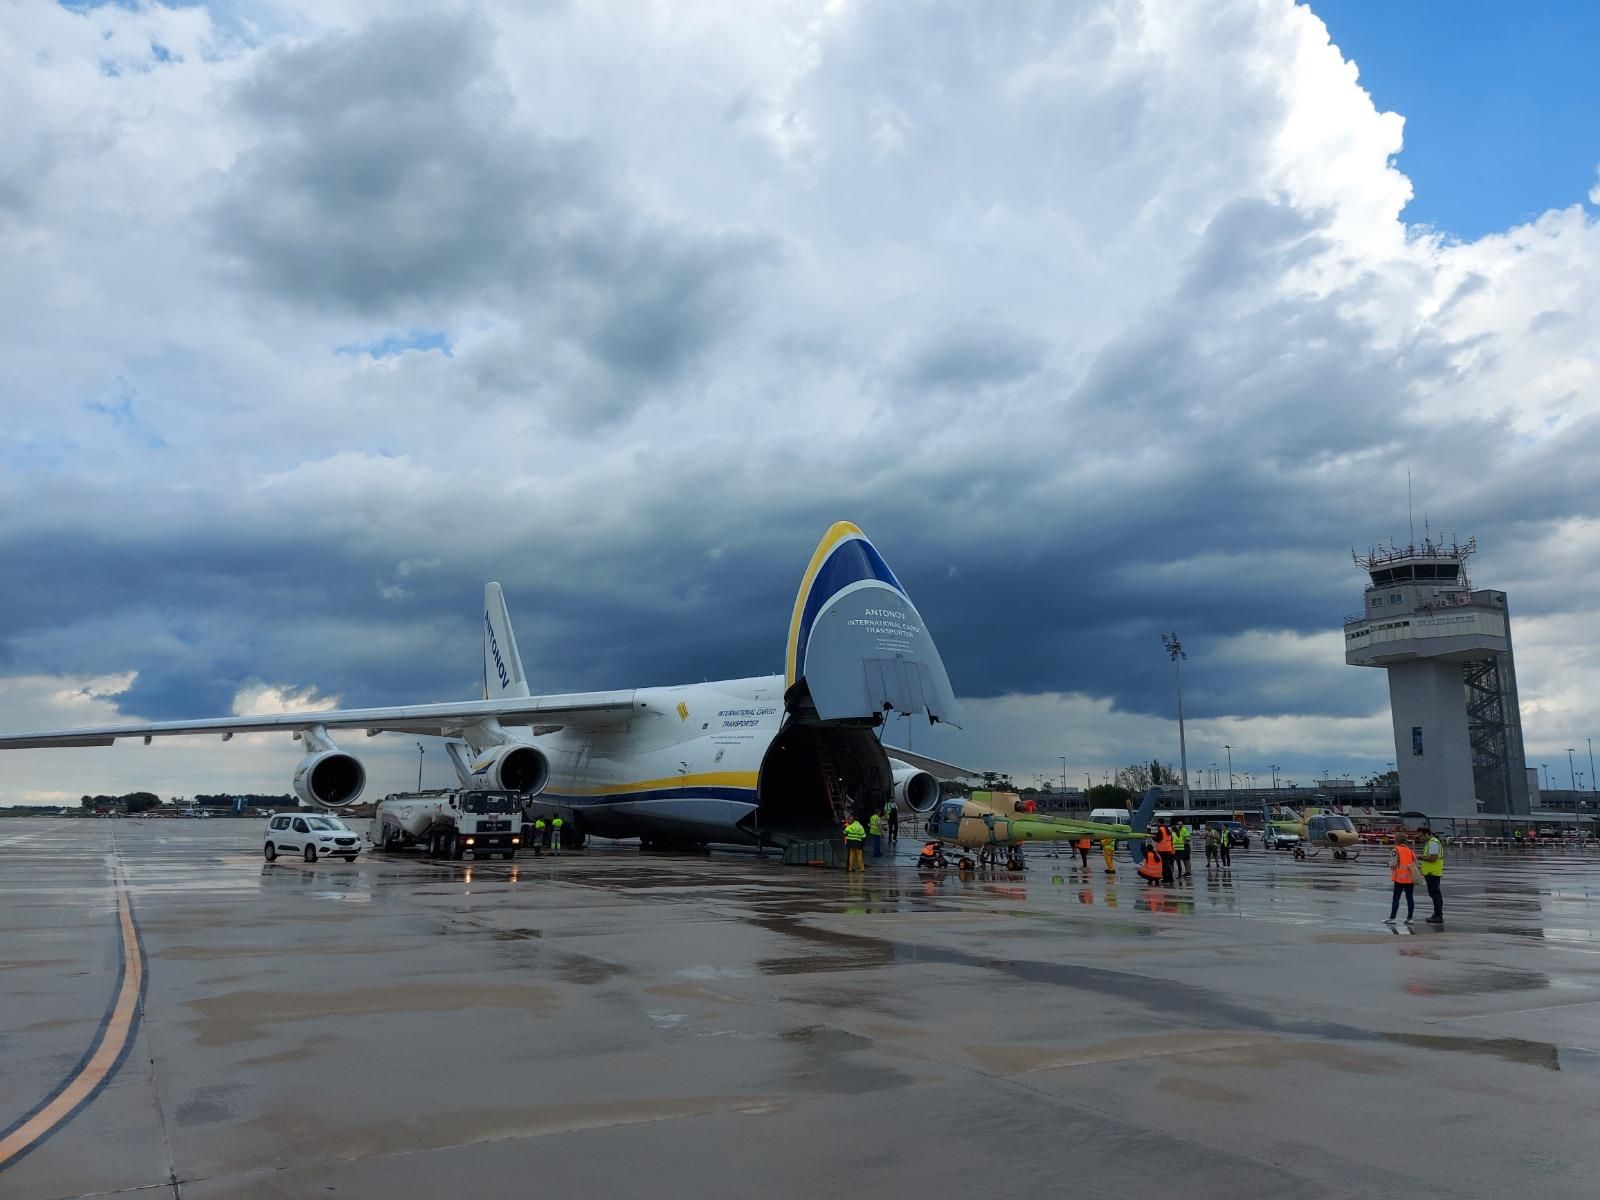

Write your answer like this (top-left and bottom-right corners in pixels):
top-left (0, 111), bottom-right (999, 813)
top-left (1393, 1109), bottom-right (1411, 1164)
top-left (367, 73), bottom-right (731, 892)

top-left (451, 836), bottom-right (464, 861)
top-left (503, 850), bottom-right (516, 860)
top-left (264, 842), bottom-right (277, 862)
top-left (304, 844), bottom-right (318, 863)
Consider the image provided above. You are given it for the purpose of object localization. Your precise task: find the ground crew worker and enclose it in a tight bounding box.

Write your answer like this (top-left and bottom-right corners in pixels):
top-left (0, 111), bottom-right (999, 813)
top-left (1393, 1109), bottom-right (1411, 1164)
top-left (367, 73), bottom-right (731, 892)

top-left (551, 815), bottom-right (563, 856)
top-left (1218, 825), bottom-right (1232, 869)
top-left (1418, 823), bottom-right (1444, 923)
top-left (1204, 824), bottom-right (1218, 866)
top-left (1075, 835), bottom-right (1092, 870)
top-left (1101, 835), bottom-right (1116, 874)
top-left (888, 804), bottom-right (899, 842)
top-left (1137, 843), bottom-right (1163, 885)
top-left (844, 817), bottom-right (866, 871)
top-left (917, 840), bottom-right (943, 870)
top-left (1173, 823), bottom-right (1191, 879)
top-left (1155, 822), bottom-right (1175, 885)
top-left (532, 817), bottom-right (546, 855)
top-left (868, 810), bottom-right (883, 858)
top-left (1387, 836), bottom-right (1418, 924)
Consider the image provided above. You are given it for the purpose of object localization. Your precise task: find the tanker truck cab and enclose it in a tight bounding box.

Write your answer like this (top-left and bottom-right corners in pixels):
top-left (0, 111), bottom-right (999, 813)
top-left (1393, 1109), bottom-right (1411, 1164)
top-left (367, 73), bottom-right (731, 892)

top-left (370, 789), bottom-right (524, 860)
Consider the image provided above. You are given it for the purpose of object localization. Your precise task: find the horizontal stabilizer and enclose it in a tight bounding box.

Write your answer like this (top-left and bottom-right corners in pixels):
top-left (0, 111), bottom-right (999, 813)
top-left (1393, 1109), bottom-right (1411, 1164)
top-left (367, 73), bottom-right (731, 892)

top-left (882, 745), bottom-right (976, 780)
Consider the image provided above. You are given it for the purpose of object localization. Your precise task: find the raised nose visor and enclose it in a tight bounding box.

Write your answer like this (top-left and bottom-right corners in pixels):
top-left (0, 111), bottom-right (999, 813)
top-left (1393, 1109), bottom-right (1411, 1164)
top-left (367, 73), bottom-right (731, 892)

top-left (785, 523), bottom-right (961, 727)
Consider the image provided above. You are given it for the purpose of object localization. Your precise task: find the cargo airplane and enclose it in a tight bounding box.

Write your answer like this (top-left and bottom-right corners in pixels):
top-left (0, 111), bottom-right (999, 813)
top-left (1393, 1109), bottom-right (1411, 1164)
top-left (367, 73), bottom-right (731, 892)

top-left (1, 524), bottom-right (961, 850)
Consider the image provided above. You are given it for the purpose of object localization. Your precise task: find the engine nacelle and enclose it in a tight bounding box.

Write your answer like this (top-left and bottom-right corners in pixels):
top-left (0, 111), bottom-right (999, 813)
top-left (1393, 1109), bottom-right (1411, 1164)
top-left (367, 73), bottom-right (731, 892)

top-left (469, 743), bottom-right (550, 795)
top-left (893, 766), bottom-right (941, 814)
top-left (293, 750), bottom-right (367, 809)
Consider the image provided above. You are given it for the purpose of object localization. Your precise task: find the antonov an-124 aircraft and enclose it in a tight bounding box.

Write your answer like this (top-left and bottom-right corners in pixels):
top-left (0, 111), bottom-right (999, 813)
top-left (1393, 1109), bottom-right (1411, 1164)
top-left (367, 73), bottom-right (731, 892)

top-left (0, 523), bottom-right (963, 848)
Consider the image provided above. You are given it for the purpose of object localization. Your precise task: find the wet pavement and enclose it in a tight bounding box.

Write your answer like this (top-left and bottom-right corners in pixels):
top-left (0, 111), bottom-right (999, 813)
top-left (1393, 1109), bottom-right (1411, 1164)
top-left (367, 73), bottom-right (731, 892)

top-left (3, 819), bottom-right (1600, 1199)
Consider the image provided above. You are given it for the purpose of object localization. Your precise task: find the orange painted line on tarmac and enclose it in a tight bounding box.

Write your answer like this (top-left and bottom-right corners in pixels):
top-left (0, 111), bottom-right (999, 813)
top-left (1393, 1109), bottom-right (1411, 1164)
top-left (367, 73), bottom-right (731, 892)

top-left (0, 863), bottom-right (146, 1172)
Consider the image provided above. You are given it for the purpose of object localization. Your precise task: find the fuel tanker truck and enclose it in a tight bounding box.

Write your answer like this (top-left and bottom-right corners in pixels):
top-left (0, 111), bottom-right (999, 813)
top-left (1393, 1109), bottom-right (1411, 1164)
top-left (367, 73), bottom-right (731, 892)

top-left (369, 789), bottom-right (524, 860)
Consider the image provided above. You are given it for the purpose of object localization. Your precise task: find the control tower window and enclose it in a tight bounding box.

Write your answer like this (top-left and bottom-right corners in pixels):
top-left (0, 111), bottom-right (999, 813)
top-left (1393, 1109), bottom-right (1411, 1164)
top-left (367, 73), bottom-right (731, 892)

top-left (1370, 597), bottom-right (1382, 606)
top-left (1390, 592), bottom-right (1403, 602)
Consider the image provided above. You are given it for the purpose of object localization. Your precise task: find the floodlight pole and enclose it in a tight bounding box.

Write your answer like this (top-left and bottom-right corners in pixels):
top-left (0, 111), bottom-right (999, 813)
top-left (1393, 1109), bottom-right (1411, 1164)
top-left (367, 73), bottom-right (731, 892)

top-left (1568, 749), bottom-right (1578, 792)
top-left (1161, 633), bottom-right (1191, 810)
top-left (416, 743), bottom-right (424, 791)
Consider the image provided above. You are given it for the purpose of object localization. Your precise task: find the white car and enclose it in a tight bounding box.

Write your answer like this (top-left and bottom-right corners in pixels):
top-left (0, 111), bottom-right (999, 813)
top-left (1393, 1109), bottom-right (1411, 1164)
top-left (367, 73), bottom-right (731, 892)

top-left (264, 813), bottom-right (361, 863)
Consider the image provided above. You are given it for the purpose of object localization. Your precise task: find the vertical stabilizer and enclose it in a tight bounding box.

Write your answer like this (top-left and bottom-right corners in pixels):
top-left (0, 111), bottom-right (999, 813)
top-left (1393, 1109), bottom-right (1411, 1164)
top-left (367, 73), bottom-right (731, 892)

top-left (483, 583), bottom-right (530, 700)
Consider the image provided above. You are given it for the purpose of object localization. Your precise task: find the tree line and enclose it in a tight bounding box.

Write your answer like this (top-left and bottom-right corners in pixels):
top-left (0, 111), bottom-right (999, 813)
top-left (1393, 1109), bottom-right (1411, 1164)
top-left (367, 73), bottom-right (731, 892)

top-left (79, 793), bottom-right (295, 812)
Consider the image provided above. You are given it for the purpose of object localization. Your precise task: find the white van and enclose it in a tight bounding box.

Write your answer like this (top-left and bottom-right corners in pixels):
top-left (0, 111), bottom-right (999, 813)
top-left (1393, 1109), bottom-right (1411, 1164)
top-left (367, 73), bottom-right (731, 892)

top-left (1089, 807), bottom-right (1132, 826)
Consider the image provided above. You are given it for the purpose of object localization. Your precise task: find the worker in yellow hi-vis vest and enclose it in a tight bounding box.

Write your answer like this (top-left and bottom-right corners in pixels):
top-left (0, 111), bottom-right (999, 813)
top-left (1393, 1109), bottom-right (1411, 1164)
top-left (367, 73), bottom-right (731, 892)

top-left (843, 818), bottom-right (866, 871)
top-left (1418, 823), bottom-right (1444, 923)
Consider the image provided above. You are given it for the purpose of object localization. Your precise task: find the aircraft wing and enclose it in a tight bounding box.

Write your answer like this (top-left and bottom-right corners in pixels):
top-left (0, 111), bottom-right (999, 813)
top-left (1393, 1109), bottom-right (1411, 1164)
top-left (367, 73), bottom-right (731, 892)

top-left (0, 691), bottom-right (638, 748)
top-left (882, 745), bottom-right (978, 779)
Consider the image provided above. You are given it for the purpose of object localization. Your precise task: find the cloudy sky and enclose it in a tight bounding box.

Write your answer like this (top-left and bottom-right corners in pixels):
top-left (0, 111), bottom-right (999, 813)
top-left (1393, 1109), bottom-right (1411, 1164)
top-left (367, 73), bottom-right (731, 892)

top-left (3, 0), bottom-right (1598, 805)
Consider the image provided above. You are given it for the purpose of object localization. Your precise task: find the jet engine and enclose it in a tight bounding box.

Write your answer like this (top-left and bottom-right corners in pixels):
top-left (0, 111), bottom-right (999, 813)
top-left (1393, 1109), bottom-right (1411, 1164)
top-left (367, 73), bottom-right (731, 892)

top-left (469, 743), bottom-right (550, 795)
top-left (292, 750), bottom-right (367, 809)
top-left (892, 766), bottom-right (940, 813)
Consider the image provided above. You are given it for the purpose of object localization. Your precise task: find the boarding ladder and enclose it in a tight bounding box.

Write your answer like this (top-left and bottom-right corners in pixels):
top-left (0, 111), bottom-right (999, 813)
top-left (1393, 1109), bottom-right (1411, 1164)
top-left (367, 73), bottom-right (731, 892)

top-left (814, 740), bottom-right (853, 831)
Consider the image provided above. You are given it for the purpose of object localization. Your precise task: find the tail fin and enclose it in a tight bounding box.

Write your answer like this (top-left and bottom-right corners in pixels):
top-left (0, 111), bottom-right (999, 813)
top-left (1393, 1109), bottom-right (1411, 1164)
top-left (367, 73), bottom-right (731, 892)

top-left (784, 521), bottom-right (961, 726)
top-left (1131, 787), bottom-right (1160, 834)
top-left (482, 583), bottom-right (530, 700)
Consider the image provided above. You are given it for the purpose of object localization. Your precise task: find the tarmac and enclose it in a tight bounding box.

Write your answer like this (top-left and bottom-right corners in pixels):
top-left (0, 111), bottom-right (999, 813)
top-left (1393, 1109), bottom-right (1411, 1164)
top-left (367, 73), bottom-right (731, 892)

top-left (3, 818), bottom-right (1600, 1199)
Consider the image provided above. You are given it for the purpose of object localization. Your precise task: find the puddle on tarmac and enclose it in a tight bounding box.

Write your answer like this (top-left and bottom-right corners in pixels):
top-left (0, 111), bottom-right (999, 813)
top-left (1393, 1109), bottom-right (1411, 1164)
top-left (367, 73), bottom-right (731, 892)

top-left (1382, 1036), bottom-right (1568, 1068)
top-left (1405, 968), bottom-right (1549, 996)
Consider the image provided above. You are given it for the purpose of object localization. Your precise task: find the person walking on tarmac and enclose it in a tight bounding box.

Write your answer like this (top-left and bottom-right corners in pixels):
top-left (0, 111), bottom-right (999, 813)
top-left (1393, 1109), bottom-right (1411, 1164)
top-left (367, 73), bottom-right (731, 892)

top-left (1203, 824), bottom-right (1218, 868)
top-left (1075, 835), bottom-right (1092, 870)
top-left (1155, 821), bottom-right (1176, 886)
top-left (1101, 835), bottom-right (1116, 875)
top-left (1418, 824), bottom-right (1444, 923)
top-left (868, 810), bottom-right (884, 858)
top-left (888, 803), bottom-right (900, 843)
top-left (551, 816), bottom-right (563, 856)
top-left (1387, 836), bottom-right (1418, 924)
top-left (1218, 824), bottom-right (1232, 869)
top-left (532, 817), bottom-right (546, 856)
top-left (844, 816), bottom-right (866, 871)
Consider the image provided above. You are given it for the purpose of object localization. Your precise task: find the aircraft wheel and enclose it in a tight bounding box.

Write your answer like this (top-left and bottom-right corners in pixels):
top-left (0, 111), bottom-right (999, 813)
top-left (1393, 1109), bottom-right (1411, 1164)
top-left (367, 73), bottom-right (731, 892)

top-left (264, 842), bottom-right (277, 862)
top-left (304, 844), bottom-right (318, 863)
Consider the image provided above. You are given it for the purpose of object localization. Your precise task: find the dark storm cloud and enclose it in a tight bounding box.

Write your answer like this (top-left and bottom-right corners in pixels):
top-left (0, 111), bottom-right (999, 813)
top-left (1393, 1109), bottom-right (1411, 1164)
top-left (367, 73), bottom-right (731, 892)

top-left (894, 322), bottom-right (1048, 392)
top-left (208, 11), bottom-right (776, 421)
top-left (211, 12), bottom-right (592, 313)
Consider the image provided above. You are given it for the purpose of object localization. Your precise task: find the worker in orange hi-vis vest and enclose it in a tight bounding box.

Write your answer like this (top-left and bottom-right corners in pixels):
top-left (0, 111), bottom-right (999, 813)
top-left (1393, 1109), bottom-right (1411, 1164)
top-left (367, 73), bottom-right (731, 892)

top-left (1386, 837), bottom-right (1418, 924)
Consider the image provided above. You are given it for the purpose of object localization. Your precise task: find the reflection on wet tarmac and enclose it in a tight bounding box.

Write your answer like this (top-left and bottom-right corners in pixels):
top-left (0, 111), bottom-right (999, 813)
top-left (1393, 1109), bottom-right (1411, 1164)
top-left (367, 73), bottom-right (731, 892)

top-left (8, 821), bottom-right (1600, 1200)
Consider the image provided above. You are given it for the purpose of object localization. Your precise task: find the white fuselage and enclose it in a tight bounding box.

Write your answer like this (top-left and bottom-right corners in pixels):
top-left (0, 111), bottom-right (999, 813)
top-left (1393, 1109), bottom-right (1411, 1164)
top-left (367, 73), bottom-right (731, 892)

top-left (526, 676), bottom-right (785, 843)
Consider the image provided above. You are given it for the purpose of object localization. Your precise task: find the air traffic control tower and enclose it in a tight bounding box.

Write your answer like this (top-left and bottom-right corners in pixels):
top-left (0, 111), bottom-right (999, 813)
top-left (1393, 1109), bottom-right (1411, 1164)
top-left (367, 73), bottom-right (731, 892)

top-left (1345, 538), bottom-right (1530, 817)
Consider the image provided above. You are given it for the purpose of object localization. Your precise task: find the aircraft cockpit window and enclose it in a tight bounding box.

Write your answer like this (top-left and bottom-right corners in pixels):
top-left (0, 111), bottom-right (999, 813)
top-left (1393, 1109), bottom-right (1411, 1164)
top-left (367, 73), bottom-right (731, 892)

top-left (1327, 816), bottom-right (1356, 833)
